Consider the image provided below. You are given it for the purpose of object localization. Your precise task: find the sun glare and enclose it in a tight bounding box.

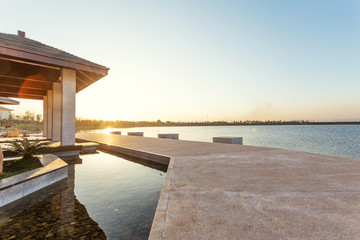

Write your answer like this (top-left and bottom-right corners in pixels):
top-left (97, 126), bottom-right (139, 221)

top-left (103, 128), bottom-right (116, 134)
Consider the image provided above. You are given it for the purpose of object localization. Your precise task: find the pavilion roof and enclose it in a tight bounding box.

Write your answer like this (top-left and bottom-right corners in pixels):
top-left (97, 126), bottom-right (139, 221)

top-left (0, 31), bottom-right (109, 100)
top-left (0, 97), bottom-right (19, 105)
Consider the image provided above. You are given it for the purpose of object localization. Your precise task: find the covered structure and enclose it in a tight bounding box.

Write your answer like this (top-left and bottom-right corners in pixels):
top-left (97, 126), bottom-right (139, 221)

top-left (0, 97), bottom-right (19, 105)
top-left (0, 31), bottom-right (109, 148)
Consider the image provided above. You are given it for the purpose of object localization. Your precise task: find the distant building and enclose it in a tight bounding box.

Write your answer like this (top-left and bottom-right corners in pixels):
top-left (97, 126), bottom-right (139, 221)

top-left (0, 106), bottom-right (13, 120)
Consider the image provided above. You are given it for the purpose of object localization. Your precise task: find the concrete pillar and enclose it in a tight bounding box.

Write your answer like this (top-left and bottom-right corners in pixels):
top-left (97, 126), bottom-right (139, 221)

top-left (158, 134), bottom-right (179, 140)
top-left (43, 96), bottom-right (48, 137)
top-left (52, 82), bottom-right (62, 142)
top-left (61, 68), bottom-right (76, 146)
top-left (128, 132), bottom-right (144, 136)
top-left (0, 146), bottom-right (3, 174)
top-left (213, 137), bottom-right (243, 145)
top-left (110, 131), bottom-right (121, 135)
top-left (47, 90), bottom-right (53, 139)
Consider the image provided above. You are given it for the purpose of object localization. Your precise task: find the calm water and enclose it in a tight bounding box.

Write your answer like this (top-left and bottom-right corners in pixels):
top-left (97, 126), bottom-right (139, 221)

top-left (0, 151), bottom-right (166, 240)
top-left (93, 125), bottom-right (360, 160)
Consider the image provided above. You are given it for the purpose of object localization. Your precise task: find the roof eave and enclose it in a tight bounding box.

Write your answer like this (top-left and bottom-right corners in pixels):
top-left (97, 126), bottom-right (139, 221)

top-left (0, 46), bottom-right (109, 76)
top-left (0, 97), bottom-right (20, 105)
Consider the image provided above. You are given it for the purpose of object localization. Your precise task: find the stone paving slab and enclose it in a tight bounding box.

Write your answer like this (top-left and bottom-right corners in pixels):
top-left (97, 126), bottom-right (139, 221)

top-left (162, 191), bottom-right (360, 240)
top-left (171, 152), bottom-right (360, 192)
top-left (75, 133), bottom-right (360, 239)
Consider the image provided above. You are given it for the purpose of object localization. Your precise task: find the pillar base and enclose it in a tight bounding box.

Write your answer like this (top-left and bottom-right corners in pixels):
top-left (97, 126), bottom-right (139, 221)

top-left (55, 151), bottom-right (80, 160)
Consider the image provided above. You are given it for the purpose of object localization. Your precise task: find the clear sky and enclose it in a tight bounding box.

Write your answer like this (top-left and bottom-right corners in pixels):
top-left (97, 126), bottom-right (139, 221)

top-left (1, 0), bottom-right (359, 122)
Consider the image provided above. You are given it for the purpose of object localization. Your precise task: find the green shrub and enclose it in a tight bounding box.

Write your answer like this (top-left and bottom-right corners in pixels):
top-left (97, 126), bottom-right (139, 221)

top-left (10, 138), bottom-right (47, 160)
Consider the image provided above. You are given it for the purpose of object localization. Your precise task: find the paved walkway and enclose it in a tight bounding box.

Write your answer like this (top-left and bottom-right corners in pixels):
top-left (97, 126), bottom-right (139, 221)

top-left (76, 133), bottom-right (360, 239)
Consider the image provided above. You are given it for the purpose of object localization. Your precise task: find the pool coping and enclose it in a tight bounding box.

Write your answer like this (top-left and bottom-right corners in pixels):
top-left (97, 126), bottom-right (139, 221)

top-left (76, 137), bottom-right (171, 165)
top-left (0, 154), bottom-right (68, 207)
top-left (148, 157), bottom-right (175, 239)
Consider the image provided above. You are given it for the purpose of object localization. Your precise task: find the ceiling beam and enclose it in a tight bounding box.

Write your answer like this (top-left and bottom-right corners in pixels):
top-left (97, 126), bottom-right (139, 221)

top-left (78, 70), bottom-right (97, 84)
top-left (76, 74), bottom-right (90, 89)
top-left (0, 74), bottom-right (57, 83)
top-left (0, 92), bottom-right (43, 100)
top-left (0, 57), bottom-right (60, 82)
top-left (0, 85), bottom-right (47, 96)
top-left (0, 76), bottom-right (52, 90)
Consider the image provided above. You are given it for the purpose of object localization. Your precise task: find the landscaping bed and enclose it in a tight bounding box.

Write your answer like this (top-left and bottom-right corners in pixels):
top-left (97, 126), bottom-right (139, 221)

top-left (0, 157), bottom-right (42, 180)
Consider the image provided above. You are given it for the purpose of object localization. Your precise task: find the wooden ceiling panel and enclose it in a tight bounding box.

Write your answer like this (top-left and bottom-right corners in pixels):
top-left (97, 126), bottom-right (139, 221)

top-left (0, 75), bottom-right (52, 90)
top-left (0, 91), bottom-right (43, 100)
top-left (0, 85), bottom-right (47, 96)
top-left (0, 57), bottom-right (60, 82)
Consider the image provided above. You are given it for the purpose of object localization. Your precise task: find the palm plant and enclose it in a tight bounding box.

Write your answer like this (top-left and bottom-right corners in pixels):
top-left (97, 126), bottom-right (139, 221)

top-left (10, 139), bottom-right (47, 160)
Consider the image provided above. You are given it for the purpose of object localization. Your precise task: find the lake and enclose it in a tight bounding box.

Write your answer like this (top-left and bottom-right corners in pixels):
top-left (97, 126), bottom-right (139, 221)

top-left (91, 125), bottom-right (360, 160)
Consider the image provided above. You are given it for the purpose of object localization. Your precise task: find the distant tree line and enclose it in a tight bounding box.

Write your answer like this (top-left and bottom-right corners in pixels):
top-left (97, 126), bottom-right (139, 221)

top-left (75, 118), bottom-right (360, 130)
top-left (1, 111), bottom-right (42, 126)
top-left (3, 115), bottom-right (359, 130)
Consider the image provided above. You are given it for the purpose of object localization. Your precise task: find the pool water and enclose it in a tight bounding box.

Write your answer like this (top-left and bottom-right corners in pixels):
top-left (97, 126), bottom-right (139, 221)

top-left (0, 151), bottom-right (167, 240)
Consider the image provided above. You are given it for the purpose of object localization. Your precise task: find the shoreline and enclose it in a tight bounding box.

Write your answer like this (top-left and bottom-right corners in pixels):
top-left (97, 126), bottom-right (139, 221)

top-left (75, 121), bottom-right (360, 131)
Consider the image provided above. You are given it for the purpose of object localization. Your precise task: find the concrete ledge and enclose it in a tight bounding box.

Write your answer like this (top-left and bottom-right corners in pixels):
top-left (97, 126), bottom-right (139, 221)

top-left (149, 157), bottom-right (174, 240)
top-left (44, 142), bottom-right (81, 160)
top-left (55, 150), bottom-right (80, 160)
top-left (0, 154), bottom-right (68, 207)
top-left (213, 136), bottom-right (243, 145)
top-left (88, 142), bottom-right (170, 165)
top-left (110, 131), bottom-right (121, 135)
top-left (128, 132), bottom-right (144, 137)
top-left (45, 142), bottom-right (82, 151)
top-left (158, 134), bottom-right (179, 140)
top-left (76, 142), bottom-right (100, 154)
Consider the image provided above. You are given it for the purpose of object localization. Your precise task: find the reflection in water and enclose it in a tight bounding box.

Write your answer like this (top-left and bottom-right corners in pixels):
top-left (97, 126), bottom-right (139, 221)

top-left (100, 149), bottom-right (168, 172)
top-left (0, 151), bottom-right (166, 239)
top-left (0, 165), bottom-right (106, 239)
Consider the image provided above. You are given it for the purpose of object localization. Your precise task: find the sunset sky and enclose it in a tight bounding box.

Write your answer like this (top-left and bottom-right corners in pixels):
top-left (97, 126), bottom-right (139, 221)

top-left (1, 0), bottom-right (359, 122)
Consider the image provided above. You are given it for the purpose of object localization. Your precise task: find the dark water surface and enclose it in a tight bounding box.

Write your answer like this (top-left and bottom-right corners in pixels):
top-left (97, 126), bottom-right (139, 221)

top-left (0, 151), bottom-right (166, 240)
top-left (91, 125), bottom-right (360, 160)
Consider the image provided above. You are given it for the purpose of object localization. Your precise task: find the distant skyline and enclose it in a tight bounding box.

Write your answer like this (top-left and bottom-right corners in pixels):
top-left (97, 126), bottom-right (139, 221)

top-left (1, 0), bottom-right (360, 122)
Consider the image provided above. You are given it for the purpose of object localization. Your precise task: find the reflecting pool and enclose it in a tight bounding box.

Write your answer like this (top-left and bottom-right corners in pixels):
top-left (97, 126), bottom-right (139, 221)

top-left (0, 151), bottom-right (167, 239)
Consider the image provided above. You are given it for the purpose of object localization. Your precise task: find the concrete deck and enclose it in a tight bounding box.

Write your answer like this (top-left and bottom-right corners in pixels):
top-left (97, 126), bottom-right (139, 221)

top-left (76, 132), bottom-right (360, 239)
